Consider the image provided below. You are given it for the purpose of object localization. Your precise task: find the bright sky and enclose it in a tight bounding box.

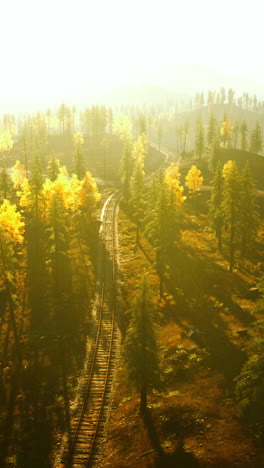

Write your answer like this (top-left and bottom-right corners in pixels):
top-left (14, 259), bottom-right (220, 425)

top-left (1, 0), bottom-right (263, 111)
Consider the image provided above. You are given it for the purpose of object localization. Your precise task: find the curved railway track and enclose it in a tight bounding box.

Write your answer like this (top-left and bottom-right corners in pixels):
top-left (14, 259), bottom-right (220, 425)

top-left (59, 190), bottom-right (121, 468)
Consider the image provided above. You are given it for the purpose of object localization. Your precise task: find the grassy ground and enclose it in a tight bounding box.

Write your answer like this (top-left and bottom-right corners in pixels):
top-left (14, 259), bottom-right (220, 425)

top-left (100, 202), bottom-right (264, 467)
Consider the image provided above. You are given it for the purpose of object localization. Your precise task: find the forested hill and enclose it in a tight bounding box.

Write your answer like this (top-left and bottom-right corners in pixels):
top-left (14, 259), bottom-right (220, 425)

top-left (214, 148), bottom-right (264, 190)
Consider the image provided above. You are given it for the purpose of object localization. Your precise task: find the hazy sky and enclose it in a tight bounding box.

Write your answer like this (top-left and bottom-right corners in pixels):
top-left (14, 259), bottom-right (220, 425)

top-left (1, 0), bottom-right (263, 111)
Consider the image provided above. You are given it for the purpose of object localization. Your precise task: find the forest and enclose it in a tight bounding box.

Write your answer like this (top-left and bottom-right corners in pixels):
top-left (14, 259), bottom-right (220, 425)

top-left (0, 88), bottom-right (264, 467)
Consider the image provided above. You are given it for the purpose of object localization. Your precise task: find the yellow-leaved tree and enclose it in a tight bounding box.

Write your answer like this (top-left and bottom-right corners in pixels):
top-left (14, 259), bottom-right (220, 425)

top-left (164, 162), bottom-right (186, 208)
top-left (221, 118), bottom-right (233, 147)
top-left (185, 165), bottom-right (203, 214)
top-left (185, 165), bottom-right (203, 193)
top-left (0, 200), bottom-right (24, 364)
top-left (0, 130), bottom-right (14, 153)
top-left (114, 116), bottom-right (133, 143)
top-left (79, 171), bottom-right (101, 242)
top-left (11, 160), bottom-right (27, 189)
top-left (0, 131), bottom-right (14, 199)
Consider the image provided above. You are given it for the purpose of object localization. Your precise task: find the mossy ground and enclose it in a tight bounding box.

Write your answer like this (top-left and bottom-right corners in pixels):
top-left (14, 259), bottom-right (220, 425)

top-left (100, 202), bottom-right (264, 468)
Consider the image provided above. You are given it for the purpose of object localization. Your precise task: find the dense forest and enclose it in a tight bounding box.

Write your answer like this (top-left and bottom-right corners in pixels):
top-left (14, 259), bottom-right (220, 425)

top-left (0, 88), bottom-right (264, 467)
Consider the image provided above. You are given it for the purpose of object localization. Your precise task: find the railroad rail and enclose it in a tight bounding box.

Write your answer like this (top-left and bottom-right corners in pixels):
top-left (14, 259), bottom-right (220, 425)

top-left (59, 190), bottom-right (121, 468)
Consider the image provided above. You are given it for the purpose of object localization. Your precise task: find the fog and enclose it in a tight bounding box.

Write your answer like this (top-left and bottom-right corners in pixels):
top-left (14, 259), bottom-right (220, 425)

top-left (1, 0), bottom-right (264, 112)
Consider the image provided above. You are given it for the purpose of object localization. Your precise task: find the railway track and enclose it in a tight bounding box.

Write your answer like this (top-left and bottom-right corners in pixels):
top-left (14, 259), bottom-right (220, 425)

top-left (58, 190), bottom-right (121, 468)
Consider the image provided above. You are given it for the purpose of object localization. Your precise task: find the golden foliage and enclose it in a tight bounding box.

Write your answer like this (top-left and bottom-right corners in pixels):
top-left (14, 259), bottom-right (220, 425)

top-left (132, 133), bottom-right (148, 162)
top-left (185, 165), bottom-right (203, 192)
top-left (0, 131), bottom-right (14, 152)
top-left (221, 119), bottom-right (233, 138)
top-left (11, 160), bottom-right (27, 188)
top-left (73, 132), bottom-right (84, 146)
top-left (165, 162), bottom-right (186, 207)
top-left (79, 171), bottom-right (101, 209)
top-left (0, 199), bottom-right (24, 244)
top-left (222, 160), bottom-right (238, 178)
top-left (113, 116), bottom-right (132, 142)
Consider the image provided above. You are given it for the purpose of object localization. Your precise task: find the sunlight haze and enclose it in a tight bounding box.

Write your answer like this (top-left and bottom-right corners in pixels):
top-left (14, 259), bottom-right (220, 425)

top-left (1, 0), bottom-right (263, 111)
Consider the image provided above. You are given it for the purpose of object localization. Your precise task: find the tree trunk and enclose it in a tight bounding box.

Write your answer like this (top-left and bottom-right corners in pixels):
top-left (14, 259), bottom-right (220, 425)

top-left (229, 205), bottom-right (235, 272)
top-left (140, 386), bottom-right (147, 413)
top-left (0, 238), bottom-right (21, 366)
top-left (136, 223), bottom-right (140, 245)
top-left (217, 227), bottom-right (222, 251)
top-left (157, 251), bottom-right (164, 298)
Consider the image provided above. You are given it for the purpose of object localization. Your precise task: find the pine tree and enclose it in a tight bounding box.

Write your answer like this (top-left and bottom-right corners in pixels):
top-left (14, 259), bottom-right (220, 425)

top-left (234, 315), bottom-right (264, 436)
top-left (46, 194), bottom-right (68, 289)
top-left (222, 160), bottom-right (241, 271)
top-left (209, 161), bottom-right (224, 250)
top-left (18, 153), bottom-right (46, 328)
top-left (232, 121), bottom-right (240, 149)
top-left (183, 120), bottom-right (189, 154)
top-left (0, 167), bottom-right (12, 199)
top-left (239, 162), bottom-right (259, 253)
top-left (79, 171), bottom-right (101, 241)
top-left (120, 139), bottom-right (134, 202)
top-left (250, 121), bottom-right (262, 153)
top-left (29, 154), bottom-right (44, 222)
top-left (208, 140), bottom-right (219, 173)
top-left (240, 121), bottom-right (248, 151)
top-left (123, 275), bottom-right (161, 412)
top-left (195, 116), bottom-right (205, 160)
top-left (73, 132), bottom-right (85, 179)
top-left (129, 156), bottom-right (145, 243)
top-left (156, 118), bottom-right (163, 152)
top-left (145, 169), bottom-right (183, 297)
top-left (47, 154), bottom-right (60, 181)
top-left (207, 113), bottom-right (218, 148)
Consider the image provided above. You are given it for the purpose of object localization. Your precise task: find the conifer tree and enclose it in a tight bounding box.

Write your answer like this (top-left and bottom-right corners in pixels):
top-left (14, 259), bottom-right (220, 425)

top-left (20, 121), bottom-right (31, 176)
top-left (0, 167), bottom-right (12, 199)
top-left (18, 153), bottom-right (46, 328)
top-left (209, 161), bottom-right (224, 250)
top-left (79, 171), bottom-right (101, 242)
top-left (145, 168), bottom-right (183, 296)
top-left (123, 274), bottom-right (161, 412)
top-left (239, 162), bottom-right (259, 253)
top-left (250, 121), bottom-right (262, 153)
top-left (120, 138), bottom-right (134, 202)
top-left (107, 107), bottom-right (113, 134)
top-left (222, 160), bottom-right (241, 271)
top-left (156, 118), bottom-right (163, 152)
top-left (232, 121), bottom-right (240, 149)
top-left (29, 154), bottom-right (44, 222)
top-left (46, 193), bottom-right (69, 290)
top-left (129, 156), bottom-right (145, 243)
top-left (47, 154), bottom-right (60, 181)
top-left (195, 116), bottom-right (205, 160)
top-left (73, 132), bottom-right (85, 179)
top-left (240, 121), bottom-right (248, 151)
top-left (207, 113), bottom-right (218, 147)
top-left (183, 120), bottom-right (189, 153)
top-left (234, 315), bottom-right (264, 436)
